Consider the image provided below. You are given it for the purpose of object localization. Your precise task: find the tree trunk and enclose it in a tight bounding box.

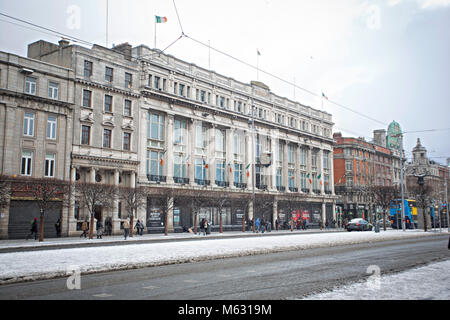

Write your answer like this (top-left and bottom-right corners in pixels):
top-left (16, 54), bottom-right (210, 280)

top-left (383, 210), bottom-right (386, 231)
top-left (242, 215), bottom-right (245, 232)
top-left (89, 213), bottom-right (94, 239)
top-left (130, 213), bottom-right (134, 238)
top-left (194, 212), bottom-right (197, 234)
top-left (164, 210), bottom-right (168, 236)
top-left (39, 209), bottom-right (44, 242)
top-left (423, 206), bottom-right (427, 232)
top-left (219, 210), bottom-right (223, 233)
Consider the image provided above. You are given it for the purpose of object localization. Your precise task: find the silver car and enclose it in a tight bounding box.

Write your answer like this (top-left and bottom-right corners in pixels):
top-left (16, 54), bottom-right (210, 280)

top-left (346, 218), bottom-right (373, 231)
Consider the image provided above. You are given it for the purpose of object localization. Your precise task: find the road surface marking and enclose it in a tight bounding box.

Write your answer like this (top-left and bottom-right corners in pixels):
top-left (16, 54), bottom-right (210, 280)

top-left (93, 293), bottom-right (113, 298)
top-left (142, 286), bottom-right (160, 290)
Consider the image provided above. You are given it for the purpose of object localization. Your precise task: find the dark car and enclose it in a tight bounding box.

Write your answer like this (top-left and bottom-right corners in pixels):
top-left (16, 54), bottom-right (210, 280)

top-left (346, 218), bottom-right (373, 232)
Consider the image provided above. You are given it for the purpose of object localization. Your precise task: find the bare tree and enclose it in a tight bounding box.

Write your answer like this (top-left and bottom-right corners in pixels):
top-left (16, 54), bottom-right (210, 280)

top-left (76, 182), bottom-right (116, 239)
top-left (279, 193), bottom-right (305, 231)
top-left (152, 187), bottom-right (177, 236)
top-left (117, 186), bottom-right (148, 237)
top-left (0, 175), bottom-right (12, 210)
top-left (14, 177), bottom-right (70, 242)
top-left (371, 185), bottom-right (400, 231)
top-left (408, 183), bottom-right (434, 232)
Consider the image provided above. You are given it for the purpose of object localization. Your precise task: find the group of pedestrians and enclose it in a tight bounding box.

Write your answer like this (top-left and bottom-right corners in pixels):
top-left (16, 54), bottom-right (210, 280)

top-left (252, 217), bottom-right (271, 233)
top-left (199, 218), bottom-right (210, 236)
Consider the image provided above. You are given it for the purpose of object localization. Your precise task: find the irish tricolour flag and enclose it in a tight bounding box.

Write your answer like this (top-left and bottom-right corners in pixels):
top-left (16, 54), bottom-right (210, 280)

top-left (155, 16), bottom-right (168, 23)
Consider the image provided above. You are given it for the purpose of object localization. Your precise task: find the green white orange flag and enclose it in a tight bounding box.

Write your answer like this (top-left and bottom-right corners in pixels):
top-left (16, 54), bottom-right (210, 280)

top-left (155, 16), bottom-right (168, 23)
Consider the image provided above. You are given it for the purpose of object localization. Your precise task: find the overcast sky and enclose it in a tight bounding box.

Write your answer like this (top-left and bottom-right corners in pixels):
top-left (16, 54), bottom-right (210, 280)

top-left (1, 0), bottom-right (449, 165)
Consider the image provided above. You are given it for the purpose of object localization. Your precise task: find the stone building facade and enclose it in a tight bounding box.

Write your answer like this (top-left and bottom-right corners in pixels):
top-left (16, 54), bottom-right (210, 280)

top-left (0, 39), bottom-right (337, 238)
top-left (0, 47), bottom-right (75, 239)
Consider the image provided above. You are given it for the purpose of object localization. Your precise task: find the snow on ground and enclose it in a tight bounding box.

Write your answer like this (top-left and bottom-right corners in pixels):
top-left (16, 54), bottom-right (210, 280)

top-left (0, 229), bottom-right (446, 284)
top-left (302, 259), bottom-right (450, 300)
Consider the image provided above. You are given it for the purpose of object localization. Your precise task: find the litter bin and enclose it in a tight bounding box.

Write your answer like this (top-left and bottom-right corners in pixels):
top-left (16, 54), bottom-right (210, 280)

top-left (375, 223), bottom-right (380, 233)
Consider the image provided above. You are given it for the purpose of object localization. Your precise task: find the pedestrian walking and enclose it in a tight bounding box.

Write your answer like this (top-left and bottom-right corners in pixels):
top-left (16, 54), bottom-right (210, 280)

top-left (261, 217), bottom-right (266, 233)
top-left (105, 216), bottom-right (112, 236)
top-left (275, 218), bottom-right (279, 231)
top-left (204, 219), bottom-right (210, 235)
top-left (80, 219), bottom-right (89, 238)
top-left (122, 218), bottom-right (130, 240)
top-left (199, 218), bottom-right (205, 236)
top-left (55, 218), bottom-right (61, 237)
top-left (255, 217), bottom-right (260, 233)
top-left (325, 220), bottom-right (329, 230)
top-left (135, 220), bottom-right (144, 236)
top-left (96, 219), bottom-right (103, 239)
top-left (26, 218), bottom-right (38, 240)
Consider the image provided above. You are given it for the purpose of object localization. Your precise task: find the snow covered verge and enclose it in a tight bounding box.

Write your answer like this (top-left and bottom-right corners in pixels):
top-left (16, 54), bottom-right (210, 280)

top-left (302, 259), bottom-right (450, 300)
top-left (0, 230), bottom-right (446, 284)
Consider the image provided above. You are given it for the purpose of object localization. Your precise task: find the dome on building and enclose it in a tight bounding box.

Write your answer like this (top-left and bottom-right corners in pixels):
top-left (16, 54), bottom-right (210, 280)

top-left (386, 120), bottom-right (402, 151)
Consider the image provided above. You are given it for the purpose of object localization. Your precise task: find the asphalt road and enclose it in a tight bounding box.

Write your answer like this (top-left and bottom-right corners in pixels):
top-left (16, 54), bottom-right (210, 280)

top-left (0, 235), bottom-right (449, 300)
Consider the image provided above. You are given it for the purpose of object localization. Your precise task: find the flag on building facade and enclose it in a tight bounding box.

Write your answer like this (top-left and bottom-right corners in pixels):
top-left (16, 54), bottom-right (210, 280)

top-left (155, 16), bottom-right (168, 23)
top-left (322, 92), bottom-right (328, 100)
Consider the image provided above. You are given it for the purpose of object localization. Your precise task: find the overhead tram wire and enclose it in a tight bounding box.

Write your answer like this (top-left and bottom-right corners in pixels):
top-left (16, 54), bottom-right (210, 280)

top-left (184, 34), bottom-right (388, 127)
top-left (0, 12), bottom-right (93, 47)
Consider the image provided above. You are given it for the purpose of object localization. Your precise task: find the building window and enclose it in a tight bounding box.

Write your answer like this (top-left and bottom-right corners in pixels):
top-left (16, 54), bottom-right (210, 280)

top-left (234, 163), bottom-right (243, 184)
top-left (25, 77), bottom-right (36, 95)
top-left (276, 168), bottom-right (282, 188)
top-left (195, 158), bottom-right (207, 182)
top-left (81, 125), bottom-right (91, 145)
top-left (104, 95), bottom-right (113, 112)
top-left (21, 151), bottom-right (33, 176)
top-left (125, 72), bottom-right (132, 88)
top-left (23, 112), bottom-right (35, 136)
top-left (288, 144), bottom-right (295, 165)
top-left (105, 67), bottom-right (114, 82)
top-left (323, 151), bottom-right (329, 170)
top-left (123, 132), bottom-right (131, 151)
top-left (345, 160), bottom-right (353, 172)
top-left (147, 112), bottom-right (164, 148)
top-left (174, 119), bottom-right (187, 153)
top-left (147, 150), bottom-right (163, 177)
top-left (124, 99), bottom-right (132, 117)
top-left (200, 90), bottom-right (206, 102)
top-left (216, 161), bottom-right (226, 183)
top-left (154, 76), bottom-right (160, 89)
top-left (103, 129), bottom-right (112, 148)
top-left (300, 172), bottom-right (307, 190)
top-left (299, 148), bottom-right (307, 170)
top-left (233, 133), bottom-right (243, 161)
top-left (215, 128), bottom-right (226, 159)
top-left (179, 83), bottom-right (185, 97)
top-left (46, 116), bottom-right (57, 140)
top-left (84, 60), bottom-right (93, 77)
top-left (44, 153), bottom-right (55, 177)
top-left (174, 155), bottom-right (186, 179)
top-left (195, 124), bottom-right (207, 155)
top-left (48, 81), bottom-right (59, 99)
top-left (288, 169), bottom-right (296, 189)
top-left (82, 89), bottom-right (92, 108)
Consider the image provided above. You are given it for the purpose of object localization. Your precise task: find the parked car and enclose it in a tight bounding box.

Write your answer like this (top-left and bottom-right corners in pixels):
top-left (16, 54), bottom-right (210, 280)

top-left (346, 218), bottom-right (373, 231)
top-left (377, 219), bottom-right (391, 228)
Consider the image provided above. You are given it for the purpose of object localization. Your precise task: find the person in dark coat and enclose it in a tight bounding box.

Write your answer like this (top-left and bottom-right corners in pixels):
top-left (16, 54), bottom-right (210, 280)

top-left (26, 218), bottom-right (38, 240)
top-left (55, 218), bottom-right (61, 237)
top-left (199, 218), bottom-right (205, 235)
top-left (96, 219), bottom-right (103, 239)
top-left (135, 219), bottom-right (144, 236)
top-left (80, 220), bottom-right (89, 238)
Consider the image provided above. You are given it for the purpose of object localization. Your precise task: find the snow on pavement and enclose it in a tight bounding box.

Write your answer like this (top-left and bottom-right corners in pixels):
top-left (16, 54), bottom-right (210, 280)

top-left (302, 259), bottom-right (450, 300)
top-left (0, 230), bottom-right (447, 284)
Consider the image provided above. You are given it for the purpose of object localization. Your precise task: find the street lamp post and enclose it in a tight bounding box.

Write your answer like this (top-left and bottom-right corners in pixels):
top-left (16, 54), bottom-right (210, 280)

top-left (445, 180), bottom-right (449, 233)
top-left (400, 148), bottom-right (406, 231)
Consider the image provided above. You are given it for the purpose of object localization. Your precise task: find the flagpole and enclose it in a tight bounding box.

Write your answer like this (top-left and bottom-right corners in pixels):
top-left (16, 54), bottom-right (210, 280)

top-left (106, 0), bottom-right (109, 47)
top-left (256, 49), bottom-right (259, 81)
top-left (154, 17), bottom-right (157, 49)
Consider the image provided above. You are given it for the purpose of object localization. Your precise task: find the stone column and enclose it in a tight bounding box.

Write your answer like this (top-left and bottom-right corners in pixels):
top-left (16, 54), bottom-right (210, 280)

top-left (112, 169), bottom-right (121, 234)
top-left (188, 119), bottom-right (195, 186)
top-left (245, 130), bottom-right (253, 190)
top-left (273, 198), bottom-right (278, 230)
top-left (90, 167), bottom-right (96, 183)
top-left (68, 166), bottom-right (77, 236)
top-left (319, 149), bottom-right (325, 195)
top-left (209, 124), bottom-right (216, 186)
top-left (130, 171), bottom-right (136, 188)
top-left (167, 196), bottom-right (174, 232)
top-left (270, 135), bottom-right (278, 192)
top-left (295, 143), bottom-right (301, 192)
top-left (322, 202), bottom-right (327, 224)
top-left (330, 150), bottom-right (335, 195)
top-left (166, 114), bottom-right (174, 184)
top-left (282, 142), bottom-right (288, 191)
top-left (308, 146), bottom-right (313, 195)
top-left (226, 128), bottom-right (234, 188)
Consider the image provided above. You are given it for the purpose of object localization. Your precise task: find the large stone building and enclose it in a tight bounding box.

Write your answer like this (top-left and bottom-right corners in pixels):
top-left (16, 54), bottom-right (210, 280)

top-left (0, 39), bottom-right (337, 238)
top-left (0, 45), bottom-right (75, 239)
